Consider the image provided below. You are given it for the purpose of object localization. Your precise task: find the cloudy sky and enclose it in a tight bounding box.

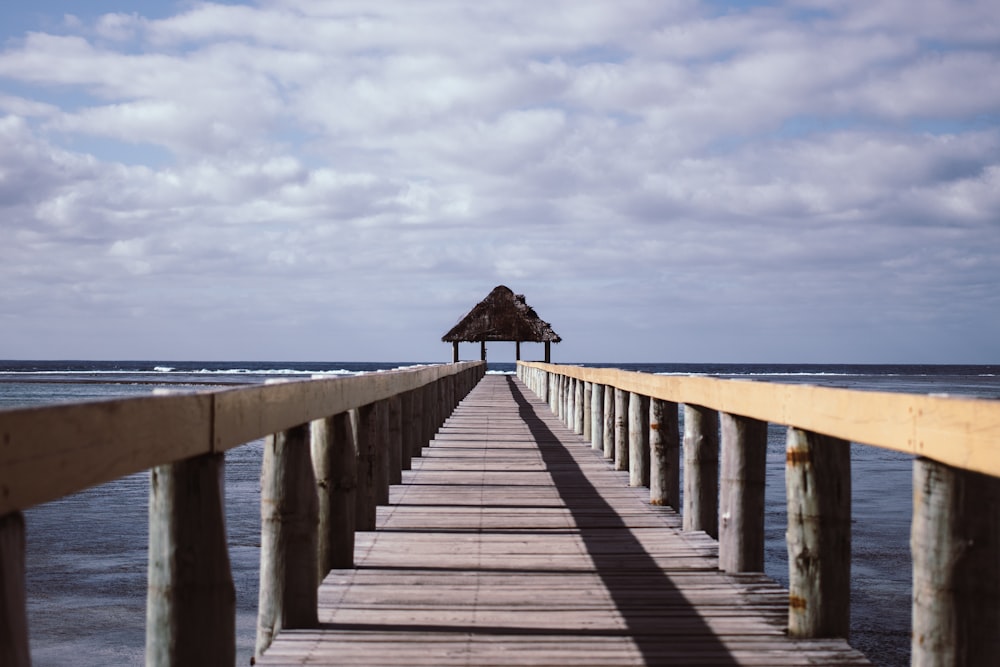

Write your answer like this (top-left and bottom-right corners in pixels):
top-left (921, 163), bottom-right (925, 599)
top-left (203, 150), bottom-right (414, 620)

top-left (1, 1), bottom-right (997, 364)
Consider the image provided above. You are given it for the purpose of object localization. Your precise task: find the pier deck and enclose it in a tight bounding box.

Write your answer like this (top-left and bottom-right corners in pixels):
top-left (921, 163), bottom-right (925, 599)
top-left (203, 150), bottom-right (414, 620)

top-left (257, 375), bottom-right (871, 666)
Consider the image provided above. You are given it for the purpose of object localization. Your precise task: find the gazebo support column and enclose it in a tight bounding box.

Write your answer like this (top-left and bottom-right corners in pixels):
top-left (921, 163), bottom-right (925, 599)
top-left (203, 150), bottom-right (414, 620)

top-left (544, 341), bottom-right (551, 362)
top-left (516, 341), bottom-right (521, 361)
top-left (452, 342), bottom-right (459, 363)
top-left (480, 341), bottom-right (486, 361)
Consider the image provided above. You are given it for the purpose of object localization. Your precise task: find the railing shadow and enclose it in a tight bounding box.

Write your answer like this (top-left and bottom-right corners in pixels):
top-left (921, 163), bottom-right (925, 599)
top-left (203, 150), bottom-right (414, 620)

top-left (506, 376), bottom-right (738, 665)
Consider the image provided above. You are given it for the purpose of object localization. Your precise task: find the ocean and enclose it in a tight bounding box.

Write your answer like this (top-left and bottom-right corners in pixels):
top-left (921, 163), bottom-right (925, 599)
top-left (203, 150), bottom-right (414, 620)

top-left (3, 360), bottom-right (999, 666)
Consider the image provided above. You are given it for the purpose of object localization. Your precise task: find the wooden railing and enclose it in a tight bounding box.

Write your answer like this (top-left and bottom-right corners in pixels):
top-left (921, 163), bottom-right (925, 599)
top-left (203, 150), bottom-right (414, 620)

top-left (0, 361), bottom-right (486, 666)
top-left (518, 361), bottom-right (1000, 666)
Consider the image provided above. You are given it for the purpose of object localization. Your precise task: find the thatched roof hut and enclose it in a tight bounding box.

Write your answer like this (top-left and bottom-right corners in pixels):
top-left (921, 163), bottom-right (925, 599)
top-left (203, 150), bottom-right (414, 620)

top-left (442, 285), bottom-right (561, 361)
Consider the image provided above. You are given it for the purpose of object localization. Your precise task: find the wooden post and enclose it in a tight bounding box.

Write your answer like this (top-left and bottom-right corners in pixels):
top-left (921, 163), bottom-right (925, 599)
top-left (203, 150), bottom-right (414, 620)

top-left (452, 341), bottom-right (459, 363)
top-left (0, 512), bottom-right (29, 667)
top-left (912, 458), bottom-right (1000, 665)
top-left (583, 382), bottom-right (592, 442)
top-left (312, 411), bottom-right (356, 575)
top-left (574, 380), bottom-right (585, 435)
top-left (399, 391), bottom-right (414, 471)
top-left (590, 383), bottom-right (604, 451)
top-left (650, 399), bottom-right (680, 508)
top-left (480, 340), bottom-right (486, 361)
top-left (785, 427), bottom-right (850, 639)
top-left (683, 404), bottom-right (719, 537)
top-left (256, 424), bottom-right (318, 660)
top-left (147, 453), bottom-right (235, 666)
top-left (544, 341), bottom-right (551, 362)
top-left (628, 392), bottom-right (650, 488)
top-left (614, 388), bottom-right (629, 472)
top-left (719, 414), bottom-right (768, 572)
top-left (388, 395), bottom-right (403, 486)
top-left (603, 385), bottom-right (615, 460)
top-left (354, 403), bottom-right (378, 531)
top-left (565, 378), bottom-right (576, 429)
top-left (516, 340), bottom-right (521, 361)
top-left (374, 400), bottom-right (390, 506)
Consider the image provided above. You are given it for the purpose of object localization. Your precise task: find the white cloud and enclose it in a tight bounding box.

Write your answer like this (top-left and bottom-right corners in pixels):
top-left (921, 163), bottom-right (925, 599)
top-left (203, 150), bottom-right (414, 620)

top-left (0, 0), bottom-right (997, 362)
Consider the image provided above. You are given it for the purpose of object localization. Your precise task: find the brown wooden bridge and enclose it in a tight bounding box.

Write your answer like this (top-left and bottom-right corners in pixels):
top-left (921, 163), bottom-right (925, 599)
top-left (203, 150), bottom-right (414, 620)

top-left (2, 361), bottom-right (998, 665)
top-left (257, 374), bottom-right (869, 665)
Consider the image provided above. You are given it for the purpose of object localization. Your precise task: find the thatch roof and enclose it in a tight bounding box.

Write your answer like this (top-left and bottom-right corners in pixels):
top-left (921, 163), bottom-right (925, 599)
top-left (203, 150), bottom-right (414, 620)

top-left (442, 286), bottom-right (561, 343)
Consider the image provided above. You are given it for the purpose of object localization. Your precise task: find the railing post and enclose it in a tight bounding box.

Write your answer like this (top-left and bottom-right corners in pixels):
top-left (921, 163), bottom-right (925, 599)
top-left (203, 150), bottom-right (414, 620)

top-left (564, 377), bottom-right (575, 428)
top-left (388, 395), bottom-right (403, 486)
top-left (312, 411), bottom-right (357, 574)
top-left (410, 388), bottom-right (425, 460)
top-left (603, 385), bottom-right (615, 460)
top-left (574, 379), bottom-right (585, 435)
top-left (0, 512), bottom-right (29, 667)
top-left (399, 391), bottom-right (414, 472)
top-left (583, 381), bottom-right (592, 442)
top-left (614, 389), bottom-right (629, 472)
top-left (354, 403), bottom-right (378, 531)
top-left (628, 392), bottom-right (650, 488)
top-left (912, 458), bottom-right (1000, 665)
top-left (719, 413), bottom-right (768, 572)
top-left (255, 424), bottom-right (318, 660)
top-left (375, 400), bottom-right (390, 506)
top-left (590, 383), bottom-right (604, 451)
top-left (650, 399), bottom-right (680, 507)
top-left (683, 404), bottom-right (719, 537)
top-left (785, 427), bottom-right (850, 638)
top-left (147, 453), bottom-right (235, 666)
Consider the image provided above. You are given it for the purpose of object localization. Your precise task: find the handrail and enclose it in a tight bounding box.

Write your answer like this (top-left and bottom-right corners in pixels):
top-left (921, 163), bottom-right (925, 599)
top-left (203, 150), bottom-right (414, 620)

top-left (0, 362), bottom-right (482, 515)
top-left (0, 361), bottom-right (487, 666)
top-left (517, 361), bottom-right (1000, 666)
top-left (518, 361), bottom-right (1000, 478)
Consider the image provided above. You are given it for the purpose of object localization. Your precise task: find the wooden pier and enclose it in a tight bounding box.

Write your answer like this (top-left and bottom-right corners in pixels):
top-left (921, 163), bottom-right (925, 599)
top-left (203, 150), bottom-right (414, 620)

top-left (256, 375), bottom-right (869, 666)
top-left (3, 360), bottom-right (999, 665)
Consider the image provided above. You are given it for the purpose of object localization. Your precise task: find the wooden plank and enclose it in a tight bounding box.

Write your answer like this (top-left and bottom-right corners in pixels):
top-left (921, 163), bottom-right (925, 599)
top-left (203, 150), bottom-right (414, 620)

top-left (0, 363), bottom-right (483, 514)
top-left (520, 362), bottom-right (1000, 478)
top-left (257, 376), bottom-right (871, 666)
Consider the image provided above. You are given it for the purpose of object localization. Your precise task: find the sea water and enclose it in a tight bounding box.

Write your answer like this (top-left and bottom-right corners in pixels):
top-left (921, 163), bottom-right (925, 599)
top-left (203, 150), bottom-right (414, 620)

top-left (3, 360), bottom-right (998, 666)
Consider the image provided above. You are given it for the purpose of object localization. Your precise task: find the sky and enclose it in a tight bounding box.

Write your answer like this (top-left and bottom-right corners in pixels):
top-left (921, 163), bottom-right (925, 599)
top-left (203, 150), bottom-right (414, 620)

top-left (1, 1), bottom-right (998, 364)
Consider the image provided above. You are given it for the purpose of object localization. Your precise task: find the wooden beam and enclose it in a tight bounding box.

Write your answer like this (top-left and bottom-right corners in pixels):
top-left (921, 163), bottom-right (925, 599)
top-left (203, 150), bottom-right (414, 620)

top-left (650, 398), bottom-right (680, 508)
top-left (518, 362), bottom-right (1000, 479)
top-left (719, 414), bottom-right (768, 573)
top-left (256, 424), bottom-right (319, 660)
top-left (147, 454), bottom-right (235, 666)
top-left (683, 404), bottom-right (719, 537)
top-left (786, 428), bottom-right (850, 638)
top-left (912, 458), bottom-right (1000, 664)
top-left (0, 512), bottom-right (28, 667)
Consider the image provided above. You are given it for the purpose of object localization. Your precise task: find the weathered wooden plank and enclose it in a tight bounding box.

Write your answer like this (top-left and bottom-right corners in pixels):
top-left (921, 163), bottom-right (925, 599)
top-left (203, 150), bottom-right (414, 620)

top-left (520, 362), bottom-right (1000, 478)
top-left (258, 376), bottom-right (870, 666)
top-left (146, 453), bottom-right (235, 666)
top-left (0, 512), bottom-right (28, 667)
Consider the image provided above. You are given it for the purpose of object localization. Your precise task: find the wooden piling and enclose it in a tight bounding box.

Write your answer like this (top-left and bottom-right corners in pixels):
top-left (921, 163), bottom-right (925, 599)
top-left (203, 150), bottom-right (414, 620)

top-left (614, 389), bottom-right (629, 472)
top-left (785, 427), bottom-right (850, 639)
top-left (649, 398), bottom-right (680, 508)
top-left (603, 385), bottom-right (615, 460)
top-left (256, 424), bottom-right (318, 660)
top-left (590, 383), bottom-right (604, 451)
top-left (354, 403), bottom-right (378, 532)
top-left (628, 392), bottom-right (650, 488)
top-left (911, 458), bottom-right (1000, 665)
top-left (388, 395), bottom-right (403, 486)
top-left (574, 379), bottom-right (585, 435)
top-left (583, 381), bottom-right (592, 442)
top-left (0, 512), bottom-right (29, 667)
top-left (683, 404), bottom-right (719, 537)
top-left (719, 414), bottom-right (768, 572)
top-left (312, 411), bottom-right (357, 574)
top-left (399, 391), bottom-right (414, 471)
top-left (147, 453), bottom-right (235, 666)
